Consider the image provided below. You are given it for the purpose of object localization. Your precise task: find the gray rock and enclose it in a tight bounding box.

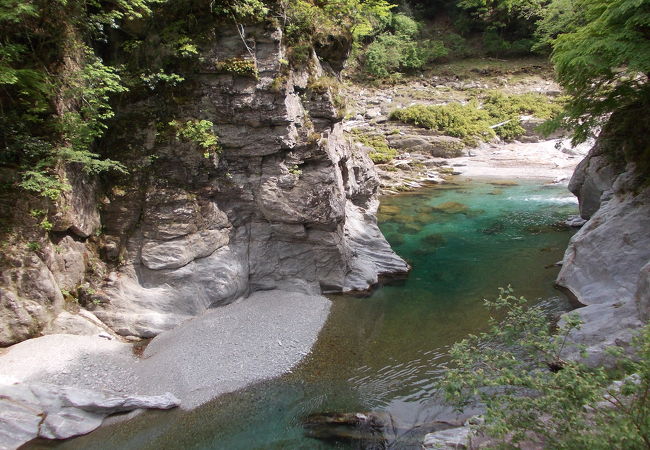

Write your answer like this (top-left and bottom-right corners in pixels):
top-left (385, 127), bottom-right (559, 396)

top-left (42, 311), bottom-right (107, 336)
top-left (0, 255), bottom-right (64, 346)
top-left (423, 426), bottom-right (471, 449)
top-left (387, 134), bottom-right (464, 158)
top-left (557, 128), bottom-right (650, 366)
top-left (636, 262), bottom-right (650, 321)
top-left (564, 215), bottom-right (587, 227)
top-left (567, 140), bottom-right (620, 219)
top-left (557, 185), bottom-right (650, 306)
top-left (0, 379), bottom-right (179, 448)
top-left (0, 23), bottom-right (407, 343)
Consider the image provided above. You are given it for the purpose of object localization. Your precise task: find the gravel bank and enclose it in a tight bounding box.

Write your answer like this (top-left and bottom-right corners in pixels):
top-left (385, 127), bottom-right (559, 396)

top-left (0, 290), bottom-right (331, 411)
top-left (135, 290), bottom-right (331, 408)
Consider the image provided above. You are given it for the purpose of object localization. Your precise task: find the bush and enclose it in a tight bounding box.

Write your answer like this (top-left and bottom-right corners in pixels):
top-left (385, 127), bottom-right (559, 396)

top-left (391, 13), bottom-right (420, 38)
top-left (440, 287), bottom-right (650, 449)
top-left (483, 31), bottom-right (535, 57)
top-left (364, 33), bottom-right (447, 77)
top-left (349, 130), bottom-right (397, 163)
top-left (390, 103), bottom-right (495, 146)
top-left (214, 58), bottom-right (259, 79)
top-left (390, 92), bottom-right (563, 144)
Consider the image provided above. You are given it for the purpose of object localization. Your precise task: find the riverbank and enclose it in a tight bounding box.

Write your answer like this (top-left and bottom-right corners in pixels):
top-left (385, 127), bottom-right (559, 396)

top-left (0, 290), bottom-right (331, 448)
top-left (341, 63), bottom-right (590, 192)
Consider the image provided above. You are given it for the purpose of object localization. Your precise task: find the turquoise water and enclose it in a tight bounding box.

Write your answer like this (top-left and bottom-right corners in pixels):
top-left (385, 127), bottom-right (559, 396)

top-left (37, 178), bottom-right (578, 450)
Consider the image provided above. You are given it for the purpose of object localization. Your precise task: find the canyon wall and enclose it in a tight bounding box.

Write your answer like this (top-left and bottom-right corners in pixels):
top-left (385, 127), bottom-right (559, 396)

top-left (0, 25), bottom-right (408, 345)
top-left (557, 125), bottom-right (650, 365)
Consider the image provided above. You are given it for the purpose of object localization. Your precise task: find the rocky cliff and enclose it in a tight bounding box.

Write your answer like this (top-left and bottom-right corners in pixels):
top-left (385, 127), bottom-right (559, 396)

top-left (0, 25), bottom-right (408, 345)
top-left (556, 120), bottom-right (650, 365)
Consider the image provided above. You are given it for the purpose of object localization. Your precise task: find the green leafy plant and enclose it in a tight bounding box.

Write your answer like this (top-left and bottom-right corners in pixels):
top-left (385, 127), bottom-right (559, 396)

top-left (169, 119), bottom-right (220, 158)
top-left (441, 287), bottom-right (650, 448)
top-left (26, 241), bottom-right (41, 252)
top-left (215, 58), bottom-right (259, 79)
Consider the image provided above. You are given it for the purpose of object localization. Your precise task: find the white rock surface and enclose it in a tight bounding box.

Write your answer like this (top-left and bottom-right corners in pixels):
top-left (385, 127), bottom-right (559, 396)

top-left (557, 137), bottom-right (650, 366)
top-left (0, 378), bottom-right (179, 449)
top-left (423, 426), bottom-right (471, 449)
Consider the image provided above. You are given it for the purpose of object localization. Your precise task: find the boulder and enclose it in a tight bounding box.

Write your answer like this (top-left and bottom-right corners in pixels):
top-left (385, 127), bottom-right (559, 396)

top-left (423, 426), bottom-right (471, 449)
top-left (0, 379), bottom-right (179, 448)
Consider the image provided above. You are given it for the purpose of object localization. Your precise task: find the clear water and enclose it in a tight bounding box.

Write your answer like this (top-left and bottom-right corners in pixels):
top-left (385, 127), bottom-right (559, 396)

top-left (35, 178), bottom-right (578, 450)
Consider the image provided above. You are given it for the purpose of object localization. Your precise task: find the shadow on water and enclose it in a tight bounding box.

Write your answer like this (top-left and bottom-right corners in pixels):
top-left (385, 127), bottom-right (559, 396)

top-left (32, 178), bottom-right (578, 450)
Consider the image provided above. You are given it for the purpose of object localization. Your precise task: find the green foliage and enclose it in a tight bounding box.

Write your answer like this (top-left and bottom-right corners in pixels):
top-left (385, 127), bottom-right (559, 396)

top-left (364, 32), bottom-right (448, 77)
top-left (391, 13), bottom-right (420, 38)
top-left (169, 119), bottom-right (220, 158)
top-left (483, 30), bottom-right (535, 57)
top-left (26, 241), bottom-right (41, 252)
top-left (139, 70), bottom-right (185, 90)
top-left (349, 130), bottom-right (397, 163)
top-left (391, 103), bottom-right (495, 146)
top-left (441, 287), bottom-right (650, 448)
top-left (547, 0), bottom-right (650, 146)
top-left (211, 0), bottom-right (268, 22)
top-left (391, 92), bottom-right (562, 144)
top-left (215, 58), bottom-right (259, 79)
top-left (282, 0), bottom-right (395, 64)
top-left (0, 0), bottom-right (163, 199)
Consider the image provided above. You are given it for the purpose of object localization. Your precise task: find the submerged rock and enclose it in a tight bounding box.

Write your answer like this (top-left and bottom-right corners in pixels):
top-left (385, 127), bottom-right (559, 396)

top-left (423, 426), bottom-right (471, 449)
top-left (303, 412), bottom-right (390, 447)
top-left (432, 201), bottom-right (470, 214)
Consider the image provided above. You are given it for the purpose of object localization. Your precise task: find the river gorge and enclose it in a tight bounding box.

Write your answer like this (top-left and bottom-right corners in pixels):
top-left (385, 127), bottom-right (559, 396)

top-left (27, 178), bottom-right (578, 449)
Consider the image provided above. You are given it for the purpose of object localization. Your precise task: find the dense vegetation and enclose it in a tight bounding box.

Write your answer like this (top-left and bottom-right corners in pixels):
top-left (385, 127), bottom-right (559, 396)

top-left (441, 287), bottom-right (650, 448)
top-left (1, 0), bottom-right (648, 195)
top-left (390, 92), bottom-right (562, 145)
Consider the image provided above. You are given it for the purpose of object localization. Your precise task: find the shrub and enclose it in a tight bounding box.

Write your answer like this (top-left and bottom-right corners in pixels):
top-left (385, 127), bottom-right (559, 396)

top-left (391, 93), bottom-right (563, 144)
top-left (391, 13), bottom-right (420, 38)
top-left (390, 103), bottom-right (495, 146)
top-left (364, 33), bottom-right (447, 77)
top-left (349, 130), bottom-right (397, 164)
top-left (168, 119), bottom-right (220, 158)
top-left (214, 58), bottom-right (259, 79)
top-left (441, 286), bottom-right (650, 449)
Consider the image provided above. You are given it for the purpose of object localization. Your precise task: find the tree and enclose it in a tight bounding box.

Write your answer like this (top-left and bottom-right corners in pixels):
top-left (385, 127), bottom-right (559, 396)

top-left (547, 0), bottom-right (650, 147)
top-left (440, 287), bottom-right (650, 448)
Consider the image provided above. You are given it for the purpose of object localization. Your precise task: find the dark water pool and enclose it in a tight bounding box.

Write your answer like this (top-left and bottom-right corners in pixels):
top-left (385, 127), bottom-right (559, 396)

top-left (37, 178), bottom-right (578, 450)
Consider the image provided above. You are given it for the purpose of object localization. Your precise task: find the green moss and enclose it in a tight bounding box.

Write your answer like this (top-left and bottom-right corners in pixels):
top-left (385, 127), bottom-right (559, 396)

top-left (215, 58), bottom-right (259, 79)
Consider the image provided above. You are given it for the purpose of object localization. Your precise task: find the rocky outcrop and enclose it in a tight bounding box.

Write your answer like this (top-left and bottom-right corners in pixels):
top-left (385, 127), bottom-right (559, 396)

top-left (0, 377), bottom-right (179, 449)
top-left (0, 25), bottom-right (407, 344)
top-left (557, 133), bottom-right (650, 365)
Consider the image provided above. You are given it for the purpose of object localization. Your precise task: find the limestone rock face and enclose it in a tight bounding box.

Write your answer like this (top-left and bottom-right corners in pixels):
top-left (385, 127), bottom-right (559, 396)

top-left (557, 136), bottom-right (650, 365)
top-left (87, 26), bottom-right (408, 337)
top-left (0, 25), bottom-right (407, 343)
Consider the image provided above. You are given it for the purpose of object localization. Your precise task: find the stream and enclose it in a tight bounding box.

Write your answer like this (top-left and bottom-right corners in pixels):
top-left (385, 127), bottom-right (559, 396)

top-left (37, 177), bottom-right (578, 449)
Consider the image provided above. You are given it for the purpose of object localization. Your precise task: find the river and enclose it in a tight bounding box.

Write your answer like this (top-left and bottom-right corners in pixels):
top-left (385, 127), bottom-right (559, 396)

top-left (37, 177), bottom-right (578, 449)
